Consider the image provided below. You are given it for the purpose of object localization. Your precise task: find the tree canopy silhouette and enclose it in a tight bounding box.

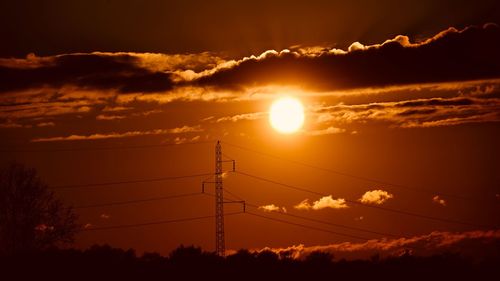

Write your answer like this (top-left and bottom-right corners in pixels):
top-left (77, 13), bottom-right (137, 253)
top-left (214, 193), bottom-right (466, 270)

top-left (1, 243), bottom-right (497, 281)
top-left (0, 163), bottom-right (78, 255)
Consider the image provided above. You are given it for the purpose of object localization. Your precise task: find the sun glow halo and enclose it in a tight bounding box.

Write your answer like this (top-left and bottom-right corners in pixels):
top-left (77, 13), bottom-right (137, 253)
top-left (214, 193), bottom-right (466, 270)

top-left (269, 97), bottom-right (305, 134)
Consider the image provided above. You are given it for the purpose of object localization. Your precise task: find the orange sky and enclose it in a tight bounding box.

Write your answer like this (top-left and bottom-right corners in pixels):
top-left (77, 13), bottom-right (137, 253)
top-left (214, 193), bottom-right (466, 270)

top-left (1, 0), bottom-right (500, 257)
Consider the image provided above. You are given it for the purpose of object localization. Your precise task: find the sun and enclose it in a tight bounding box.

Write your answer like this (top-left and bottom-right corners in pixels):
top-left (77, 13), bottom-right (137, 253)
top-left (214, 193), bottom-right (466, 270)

top-left (269, 97), bottom-right (305, 134)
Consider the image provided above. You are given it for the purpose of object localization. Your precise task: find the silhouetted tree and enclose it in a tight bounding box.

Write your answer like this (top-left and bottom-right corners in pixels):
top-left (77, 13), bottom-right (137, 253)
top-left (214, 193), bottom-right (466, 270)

top-left (226, 248), bottom-right (255, 264)
top-left (169, 244), bottom-right (204, 264)
top-left (0, 243), bottom-right (498, 281)
top-left (0, 163), bottom-right (79, 255)
top-left (304, 250), bottom-right (334, 266)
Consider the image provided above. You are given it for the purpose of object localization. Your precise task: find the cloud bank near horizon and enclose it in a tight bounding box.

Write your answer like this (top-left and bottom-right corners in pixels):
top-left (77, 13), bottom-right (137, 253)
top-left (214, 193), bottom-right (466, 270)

top-left (254, 229), bottom-right (500, 260)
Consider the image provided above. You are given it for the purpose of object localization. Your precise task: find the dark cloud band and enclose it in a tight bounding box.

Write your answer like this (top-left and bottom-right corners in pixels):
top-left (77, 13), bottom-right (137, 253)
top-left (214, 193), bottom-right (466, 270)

top-left (1, 24), bottom-right (499, 95)
top-left (196, 24), bottom-right (500, 91)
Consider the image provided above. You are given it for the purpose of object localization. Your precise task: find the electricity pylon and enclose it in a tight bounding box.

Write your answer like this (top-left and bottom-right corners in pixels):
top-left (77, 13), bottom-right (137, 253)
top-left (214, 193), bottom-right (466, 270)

top-left (202, 141), bottom-right (243, 257)
top-left (215, 141), bottom-right (225, 257)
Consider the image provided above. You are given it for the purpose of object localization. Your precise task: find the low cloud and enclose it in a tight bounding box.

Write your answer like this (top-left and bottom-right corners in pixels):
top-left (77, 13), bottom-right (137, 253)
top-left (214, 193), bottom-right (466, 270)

top-left (258, 204), bottom-right (287, 213)
top-left (294, 196), bottom-right (348, 210)
top-left (432, 195), bottom-right (447, 206)
top-left (359, 190), bottom-right (394, 205)
top-left (257, 229), bottom-right (500, 260)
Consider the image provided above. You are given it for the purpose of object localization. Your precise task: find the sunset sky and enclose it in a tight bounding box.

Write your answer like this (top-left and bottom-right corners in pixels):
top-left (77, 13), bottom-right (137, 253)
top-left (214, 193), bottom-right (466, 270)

top-left (1, 0), bottom-right (499, 257)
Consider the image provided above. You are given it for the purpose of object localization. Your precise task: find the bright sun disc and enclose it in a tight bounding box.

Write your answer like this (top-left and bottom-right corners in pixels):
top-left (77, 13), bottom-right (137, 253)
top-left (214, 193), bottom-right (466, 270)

top-left (269, 97), bottom-right (305, 134)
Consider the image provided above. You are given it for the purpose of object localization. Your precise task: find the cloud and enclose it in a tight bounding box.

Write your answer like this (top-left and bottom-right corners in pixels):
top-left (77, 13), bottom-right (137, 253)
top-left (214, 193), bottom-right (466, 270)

top-left (36, 121), bottom-right (55, 127)
top-left (0, 53), bottom-right (177, 94)
top-left (1, 25), bottom-right (499, 134)
top-left (312, 96), bottom-right (500, 128)
top-left (31, 125), bottom-right (203, 142)
top-left (0, 119), bottom-right (24, 128)
top-left (294, 196), bottom-right (348, 210)
top-left (0, 91), bottom-right (99, 120)
top-left (96, 109), bottom-right (161, 121)
top-left (168, 125), bottom-right (203, 134)
top-left (1, 24), bottom-right (499, 98)
top-left (294, 199), bottom-right (313, 210)
top-left (257, 229), bottom-right (500, 260)
top-left (101, 106), bottom-right (132, 112)
top-left (100, 213), bottom-right (111, 220)
top-left (359, 190), bottom-right (394, 205)
top-left (96, 114), bottom-right (126, 120)
top-left (216, 112), bottom-right (266, 123)
top-left (305, 126), bottom-right (346, 136)
top-left (432, 195), bottom-right (447, 206)
top-left (172, 135), bottom-right (202, 145)
top-left (258, 204), bottom-right (287, 213)
top-left (195, 24), bottom-right (500, 91)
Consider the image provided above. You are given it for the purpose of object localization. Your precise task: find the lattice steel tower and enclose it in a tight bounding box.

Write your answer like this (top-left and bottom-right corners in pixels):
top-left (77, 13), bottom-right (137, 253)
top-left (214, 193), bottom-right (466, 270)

top-left (215, 141), bottom-right (225, 256)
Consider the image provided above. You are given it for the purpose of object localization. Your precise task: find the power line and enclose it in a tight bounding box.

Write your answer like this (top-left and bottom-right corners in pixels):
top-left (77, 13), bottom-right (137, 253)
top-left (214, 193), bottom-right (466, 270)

top-left (236, 171), bottom-right (324, 196)
top-left (2, 140), bottom-right (213, 153)
top-left (74, 192), bottom-right (203, 209)
top-left (224, 188), bottom-right (245, 201)
top-left (207, 189), bottom-right (399, 238)
top-left (221, 141), bottom-right (479, 201)
top-left (222, 152), bottom-right (235, 161)
top-left (245, 211), bottom-right (369, 240)
top-left (235, 170), bottom-right (495, 229)
top-left (249, 205), bottom-right (399, 238)
top-left (81, 211), bottom-right (244, 231)
top-left (50, 172), bottom-right (213, 190)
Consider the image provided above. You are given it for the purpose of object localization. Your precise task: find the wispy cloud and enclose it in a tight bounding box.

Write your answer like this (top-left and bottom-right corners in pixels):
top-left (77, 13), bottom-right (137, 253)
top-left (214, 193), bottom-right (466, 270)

top-left (173, 135), bottom-right (201, 144)
top-left (305, 126), bottom-right (346, 136)
top-left (31, 125), bottom-right (203, 142)
top-left (36, 121), bottom-right (55, 127)
top-left (96, 114), bottom-right (126, 120)
top-left (312, 97), bottom-right (500, 128)
top-left (216, 112), bottom-right (266, 123)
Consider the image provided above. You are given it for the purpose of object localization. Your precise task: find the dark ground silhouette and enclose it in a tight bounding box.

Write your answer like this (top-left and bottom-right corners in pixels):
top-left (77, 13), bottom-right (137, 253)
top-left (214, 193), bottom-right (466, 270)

top-left (1, 244), bottom-right (498, 281)
top-left (1, 165), bottom-right (498, 280)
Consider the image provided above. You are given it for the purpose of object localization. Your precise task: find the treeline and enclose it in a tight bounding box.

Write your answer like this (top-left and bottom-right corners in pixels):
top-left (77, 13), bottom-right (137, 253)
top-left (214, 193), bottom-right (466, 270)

top-left (1, 245), bottom-right (498, 281)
